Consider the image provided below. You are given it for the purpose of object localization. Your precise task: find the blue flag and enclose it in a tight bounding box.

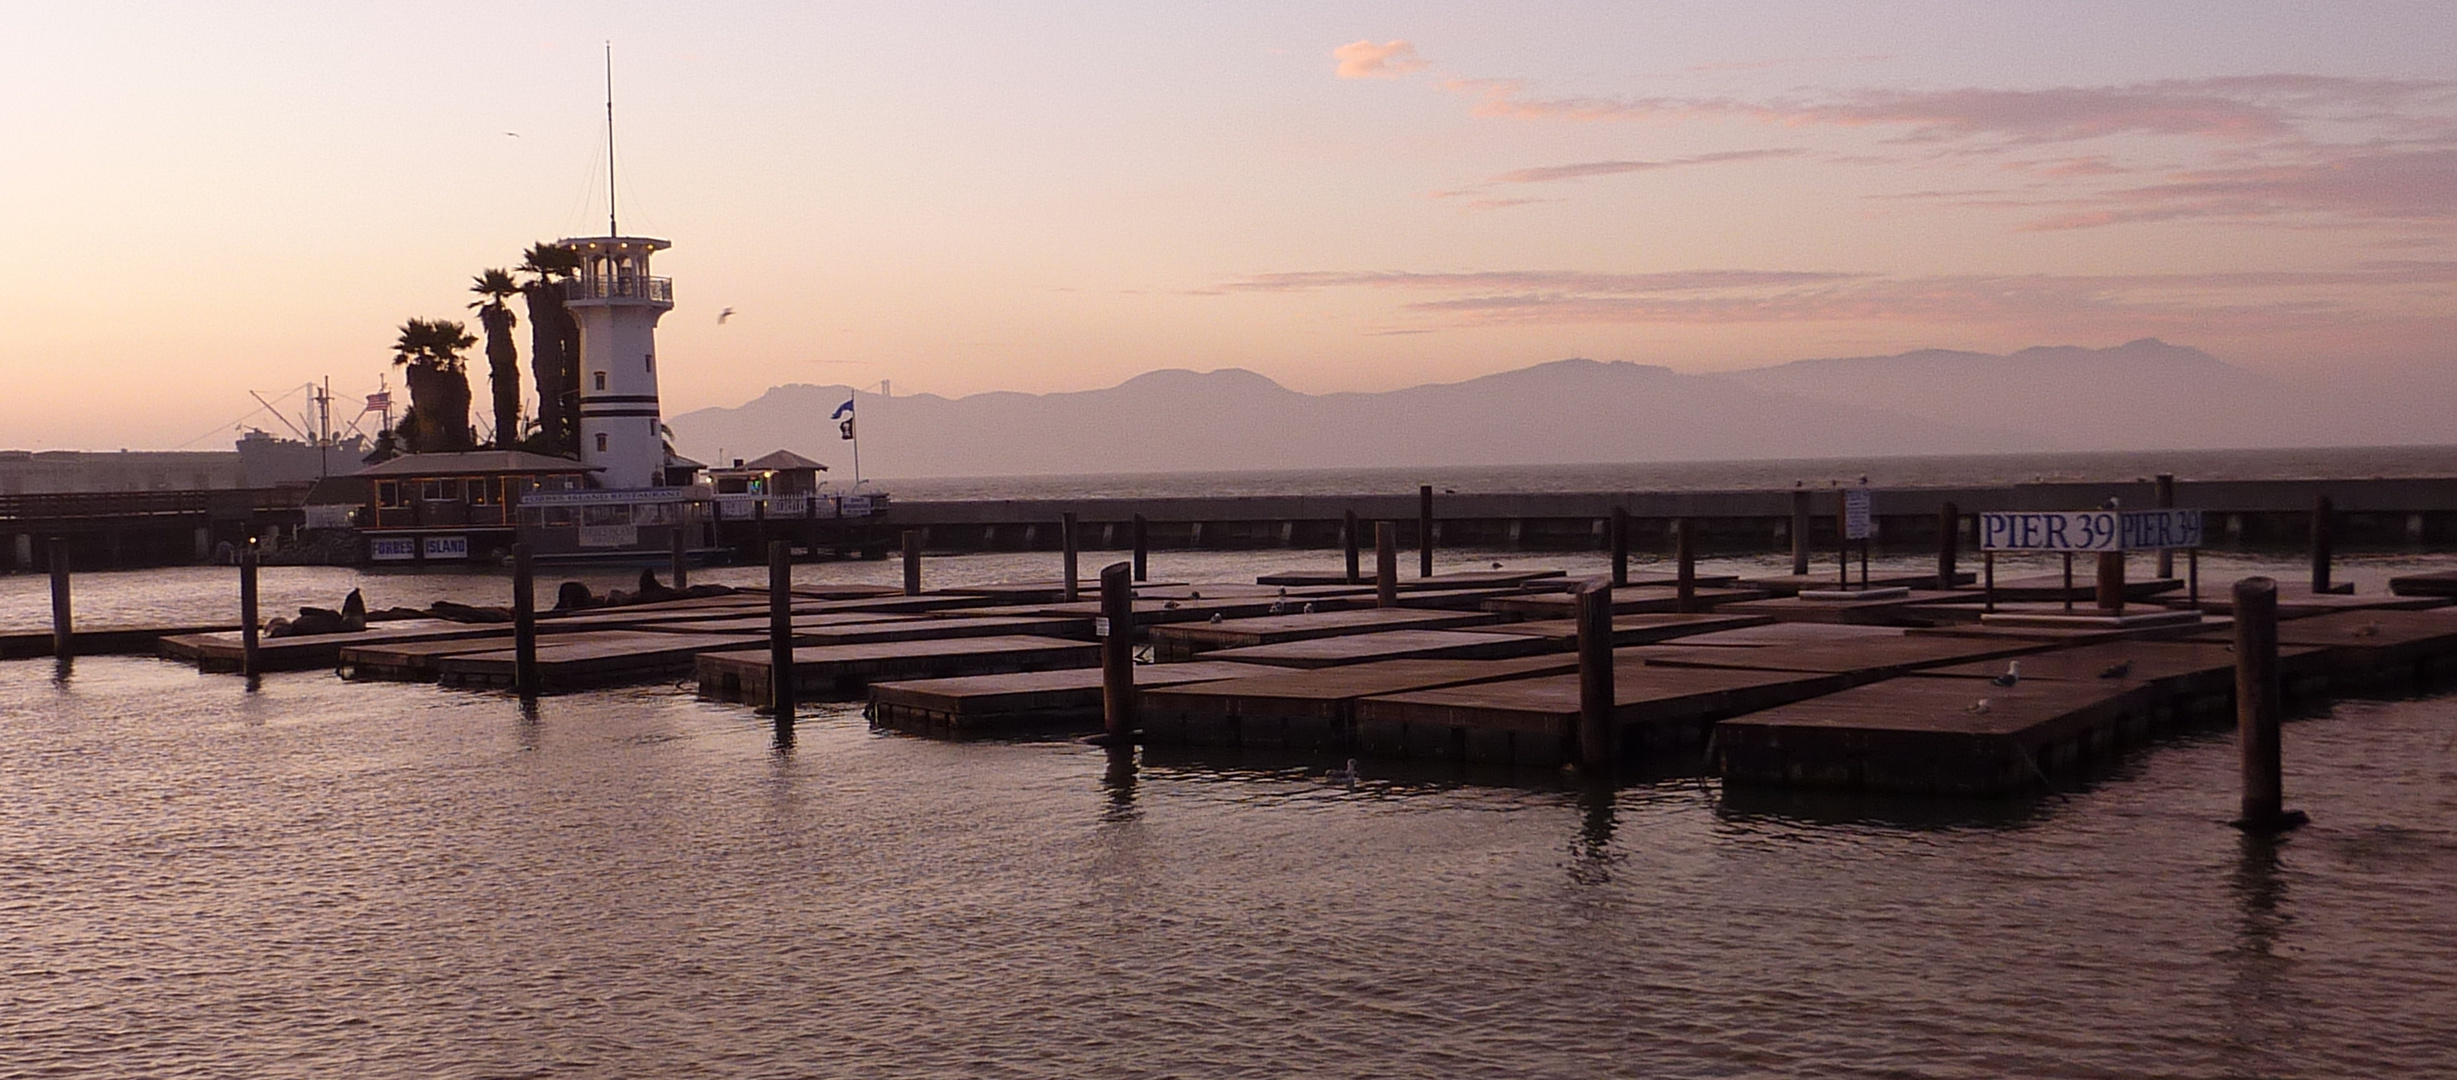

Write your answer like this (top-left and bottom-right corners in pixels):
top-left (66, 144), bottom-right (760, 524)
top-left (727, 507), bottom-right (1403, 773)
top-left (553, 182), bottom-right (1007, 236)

top-left (830, 397), bottom-right (855, 419)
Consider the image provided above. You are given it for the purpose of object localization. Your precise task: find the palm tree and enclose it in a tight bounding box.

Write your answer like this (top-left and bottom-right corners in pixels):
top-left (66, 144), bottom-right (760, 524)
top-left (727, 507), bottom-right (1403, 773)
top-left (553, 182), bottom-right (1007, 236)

top-left (389, 317), bottom-right (478, 453)
top-left (468, 269), bottom-right (523, 450)
top-left (517, 242), bottom-right (584, 456)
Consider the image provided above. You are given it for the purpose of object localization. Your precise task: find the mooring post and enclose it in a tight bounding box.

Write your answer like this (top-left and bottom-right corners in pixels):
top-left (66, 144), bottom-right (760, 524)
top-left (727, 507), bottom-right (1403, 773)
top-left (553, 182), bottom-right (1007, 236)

top-left (1835, 492), bottom-right (1849, 588)
top-left (1574, 576), bottom-right (1615, 774)
top-left (239, 538), bottom-right (260, 680)
top-left (753, 497), bottom-right (769, 558)
top-left (1376, 521), bottom-right (1398, 609)
top-left (48, 540), bottom-right (71, 662)
top-left (1789, 489), bottom-right (1812, 576)
top-left (901, 529), bottom-right (922, 597)
top-left (1061, 512), bottom-right (1080, 603)
top-left (1611, 506), bottom-right (1630, 587)
top-left (1343, 509), bottom-right (1360, 585)
top-left (2096, 552), bottom-right (2127, 613)
top-left (769, 540), bottom-right (795, 731)
top-left (2062, 553), bottom-right (2075, 613)
top-left (1983, 550), bottom-right (1996, 613)
top-left (2189, 548), bottom-right (2201, 608)
top-left (669, 523), bottom-right (689, 591)
top-left (2155, 474), bottom-right (2177, 579)
top-left (2311, 494), bottom-right (2336, 594)
top-left (512, 541), bottom-right (539, 697)
top-left (1100, 561), bottom-right (1135, 743)
top-left (1418, 484), bottom-right (1434, 578)
top-left (2233, 576), bottom-right (2304, 831)
top-left (1936, 501), bottom-right (1959, 589)
top-left (1674, 517), bottom-right (1697, 612)
top-left (1131, 513), bottom-right (1148, 582)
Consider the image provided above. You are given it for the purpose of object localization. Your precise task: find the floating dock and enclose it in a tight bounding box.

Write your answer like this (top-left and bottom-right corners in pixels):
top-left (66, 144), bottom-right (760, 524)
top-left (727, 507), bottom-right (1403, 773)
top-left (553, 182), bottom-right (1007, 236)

top-left (1455, 612), bottom-right (1773, 646)
top-left (1351, 658), bottom-right (1847, 767)
top-left (1148, 608), bottom-right (1501, 660)
top-left (1139, 655), bottom-right (1578, 749)
top-left (1483, 586), bottom-right (1767, 619)
top-left (1629, 634), bottom-right (2049, 684)
top-left (868, 661), bottom-right (1273, 737)
top-left (1714, 677), bottom-right (2152, 795)
top-left (696, 634), bottom-right (1102, 708)
top-left (1198, 627), bottom-right (1564, 668)
top-left (438, 630), bottom-right (769, 691)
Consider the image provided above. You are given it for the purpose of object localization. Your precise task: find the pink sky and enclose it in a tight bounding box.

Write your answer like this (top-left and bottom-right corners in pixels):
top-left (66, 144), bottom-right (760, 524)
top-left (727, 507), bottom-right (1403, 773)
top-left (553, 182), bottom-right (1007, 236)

top-left (1, 2), bottom-right (2451, 450)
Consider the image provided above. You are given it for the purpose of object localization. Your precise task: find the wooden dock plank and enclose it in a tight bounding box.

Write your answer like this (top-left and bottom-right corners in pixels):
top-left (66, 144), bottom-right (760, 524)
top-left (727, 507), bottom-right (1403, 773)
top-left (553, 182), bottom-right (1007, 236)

top-left (1455, 612), bottom-right (1774, 646)
top-left (1734, 571), bottom-right (1966, 597)
top-left (1255, 568), bottom-right (1568, 589)
top-left (696, 635), bottom-right (1102, 707)
top-left (1714, 677), bottom-right (2153, 795)
top-left (2388, 569), bottom-right (2457, 598)
top-left (164, 619), bottom-right (557, 673)
top-left (1352, 660), bottom-right (1846, 767)
top-left (3, 624), bottom-right (240, 660)
top-left (437, 631), bottom-right (770, 692)
top-left (1642, 622), bottom-right (1908, 648)
top-left (1483, 586), bottom-right (1767, 619)
top-left (2190, 608), bottom-right (2457, 688)
top-left (1139, 654), bottom-right (1579, 749)
top-left (2162, 585), bottom-right (2447, 618)
top-left (1711, 589), bottom-right (1980, 625)
top-left (1196, 628), bottom-right (1564, 669)
top-left (1148, 607), bottom-right (1502, 659)
top-left (1629, 635), bottom-right (2049, 682)
top-left (868, 660), bottom-right (1276, 736)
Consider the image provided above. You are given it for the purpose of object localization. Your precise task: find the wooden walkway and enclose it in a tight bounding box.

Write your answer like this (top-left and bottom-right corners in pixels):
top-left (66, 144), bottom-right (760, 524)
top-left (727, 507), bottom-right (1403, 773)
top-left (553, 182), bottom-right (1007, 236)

top-left (1149, 607), bottom-right (1500, 660)
top-left (1198, 628), bottom-right (1563, 668)
top-left (1352, 660), bottom-right (1846, 768)
top-left (696, 635), bottom-right (1101, 708)
top-left (1139, 655), bottom-right (1577, 749)
top-left (869, 661), bottom-right (1273, 737)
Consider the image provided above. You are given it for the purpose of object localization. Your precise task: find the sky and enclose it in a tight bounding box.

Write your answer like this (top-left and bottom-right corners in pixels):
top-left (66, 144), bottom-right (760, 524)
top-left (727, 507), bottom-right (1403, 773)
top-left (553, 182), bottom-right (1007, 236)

top-left (2, 1), bottom-right (2452, 450)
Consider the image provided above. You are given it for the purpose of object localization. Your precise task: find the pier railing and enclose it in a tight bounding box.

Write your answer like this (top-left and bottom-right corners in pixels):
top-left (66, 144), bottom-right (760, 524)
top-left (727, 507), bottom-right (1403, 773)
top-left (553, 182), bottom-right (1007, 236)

top-left (562, 275), bottom-right (673, 303)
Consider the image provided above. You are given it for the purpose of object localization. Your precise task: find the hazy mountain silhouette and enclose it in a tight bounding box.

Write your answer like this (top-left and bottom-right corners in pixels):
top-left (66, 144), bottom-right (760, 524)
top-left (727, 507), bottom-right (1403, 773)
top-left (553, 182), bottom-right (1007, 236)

top-left (668, 340), bottom-right (2413, 478)
top-left (670, 359), bottom-right (2014, 477)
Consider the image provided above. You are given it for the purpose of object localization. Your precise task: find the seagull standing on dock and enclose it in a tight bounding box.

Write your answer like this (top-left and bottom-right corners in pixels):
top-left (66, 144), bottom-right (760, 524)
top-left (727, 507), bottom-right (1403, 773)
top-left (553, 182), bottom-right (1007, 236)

top-left (1992, 661), bottom-right (2022, 687)
top-left (1967, 699), bottom-right (1993, 715)
top-left (1327, 759), bottom-right (1360, 785)
top-left (2098, 659), bottom-right (2133, 679)
top-left (1209, 612), bottom-right (1225, 624)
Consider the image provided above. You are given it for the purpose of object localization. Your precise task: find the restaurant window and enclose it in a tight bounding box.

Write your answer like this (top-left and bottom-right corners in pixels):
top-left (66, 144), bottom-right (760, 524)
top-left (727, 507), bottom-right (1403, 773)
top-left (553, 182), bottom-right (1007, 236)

top-left (420, 478), bottom-right (453, 501)
top-left (376, 481), bottom-right (403, 508)
top-left (544, 506), bottom-right (575, 527)
top-left (468, 478), bottom-right (497, 505)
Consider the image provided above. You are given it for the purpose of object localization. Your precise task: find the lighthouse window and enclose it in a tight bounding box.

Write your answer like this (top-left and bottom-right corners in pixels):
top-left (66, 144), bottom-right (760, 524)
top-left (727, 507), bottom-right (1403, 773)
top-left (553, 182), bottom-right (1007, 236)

top-left (596, 433), bottom-right (609, 453)
top-left (593, 371), bottom-right (608, 391)
top-left (644, 352), bottom-right (654, 373)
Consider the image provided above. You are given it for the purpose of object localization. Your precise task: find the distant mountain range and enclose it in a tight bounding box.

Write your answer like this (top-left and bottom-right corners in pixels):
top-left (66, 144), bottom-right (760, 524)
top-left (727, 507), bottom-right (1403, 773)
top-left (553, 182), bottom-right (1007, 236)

top-left (666, 339), bottom-right (2433, 477)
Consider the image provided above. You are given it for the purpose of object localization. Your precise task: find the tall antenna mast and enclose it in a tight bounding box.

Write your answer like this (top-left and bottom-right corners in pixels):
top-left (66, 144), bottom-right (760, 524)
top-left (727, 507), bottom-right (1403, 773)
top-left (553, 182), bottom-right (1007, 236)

top-left (604, 41), bottom-right (618, 238)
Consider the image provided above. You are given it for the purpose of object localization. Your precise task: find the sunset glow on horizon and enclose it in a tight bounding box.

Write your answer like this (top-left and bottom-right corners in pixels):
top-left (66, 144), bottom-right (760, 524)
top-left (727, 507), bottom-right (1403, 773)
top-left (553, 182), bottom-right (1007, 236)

top-left (2, 2), bottom-right (2451, 450)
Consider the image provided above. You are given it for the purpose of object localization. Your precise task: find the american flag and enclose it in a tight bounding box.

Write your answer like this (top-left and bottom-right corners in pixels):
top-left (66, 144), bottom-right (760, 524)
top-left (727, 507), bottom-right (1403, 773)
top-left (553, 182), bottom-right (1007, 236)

top-left (362, 391), bottom-right (391, 413)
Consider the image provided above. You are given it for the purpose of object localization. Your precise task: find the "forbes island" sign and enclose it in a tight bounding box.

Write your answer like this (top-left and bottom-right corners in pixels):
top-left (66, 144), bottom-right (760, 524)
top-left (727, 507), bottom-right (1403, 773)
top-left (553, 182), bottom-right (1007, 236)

top-left (1980, 509), bottom-right (2203, 552)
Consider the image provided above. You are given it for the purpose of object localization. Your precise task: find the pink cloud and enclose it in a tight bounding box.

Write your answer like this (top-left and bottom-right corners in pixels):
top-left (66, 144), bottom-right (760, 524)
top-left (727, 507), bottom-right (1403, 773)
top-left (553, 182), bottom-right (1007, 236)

top-left (1492, 148), bottom-right (1805, 184)
top-left (1333, 40), bottom-right (1427, 80)
top-left (2019, 146), bottom-right (2457, 230)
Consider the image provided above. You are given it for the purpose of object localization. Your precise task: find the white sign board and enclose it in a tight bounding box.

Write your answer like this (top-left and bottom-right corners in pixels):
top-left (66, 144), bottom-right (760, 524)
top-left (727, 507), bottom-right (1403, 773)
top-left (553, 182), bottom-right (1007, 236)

top-left (841, 495), bottom-right (873, 518)
top-left (1980, 509), bottom-right (2203, 552)
top-left (422, 535), bottom-right (470, 560)
top-left (1843, 489), bottom-right (1873, 541)
top-left (369, 536), bottom-right (417, 562)
top-left (577, 525), bottom-right (640, 548)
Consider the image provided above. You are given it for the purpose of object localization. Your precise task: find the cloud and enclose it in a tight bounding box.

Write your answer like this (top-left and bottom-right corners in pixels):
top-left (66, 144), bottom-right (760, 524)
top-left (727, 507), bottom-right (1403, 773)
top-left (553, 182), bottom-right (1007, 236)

top-left (1333, 39), bottom-right (1428, 80)
top-left (1441, 74), bottom-right (2457, 147)
top-left (2019, 146), bottom-right (2457, 230)
top-left (1219, 269), bottom-right (1867, 295)
top-left (1491, 148), bottom-right (1806, 185)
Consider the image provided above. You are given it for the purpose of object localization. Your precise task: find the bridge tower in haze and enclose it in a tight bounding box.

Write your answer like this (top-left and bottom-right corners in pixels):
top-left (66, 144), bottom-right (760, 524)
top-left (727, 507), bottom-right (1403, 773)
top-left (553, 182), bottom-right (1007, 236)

top-left (561, 234), bottom-right (674, 489)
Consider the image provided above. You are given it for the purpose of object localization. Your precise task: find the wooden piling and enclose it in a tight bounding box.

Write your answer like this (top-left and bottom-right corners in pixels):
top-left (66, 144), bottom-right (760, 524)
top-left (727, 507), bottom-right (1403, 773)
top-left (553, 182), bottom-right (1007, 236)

top-left (1936, 501), bottom-right (1959, 588)
top-left (1376, 522), bottom-right (1398, 609)
top-left (1674, 517), bottom-right (1697, 612)
top-left (1419, 484), bottom-right (1434, 578)
top-left (2311, 495), bottom-right (2335, 594)
top-left (2232, 576), bottom-right (2304, 831)
top-left (2096, 552), bottom-right (2127, 613)
top-left (1835, 492), bottom-right (1849, 588)
top-left (1574, 577), bottom-right (1614, 773)
top-left (1790, 490), bottom-right (1812, 576)
top-left (1983, 550), bottom-right (1996, 613)
top-left (902, 529), bottom-right (922, 597)
top-left (770, 540), bottom-right (795, 730)
top-left (1101, 561), bottom-right (1135, 742)
top-left (1343, 509), bottom-right (1361, 585)
top-left (512, 541), bottom-right (539, 697)
top-left (47, 540), bottom-right (70, 662)
top-left (1132, 513), bottom-right (1149, 582)
top-left (2155, 474), bottom-right (2176, 579)
top-left (1062, 512), bottom-right (1080, 603)
top-left (2062, 553), bottom-right (2075, 613)
top-left (1611, 507), bottom-right (1630, 588)
top-left (239, 539), bottom-right (260, 680)
top-left (670, 524), bottom-right (689, 590)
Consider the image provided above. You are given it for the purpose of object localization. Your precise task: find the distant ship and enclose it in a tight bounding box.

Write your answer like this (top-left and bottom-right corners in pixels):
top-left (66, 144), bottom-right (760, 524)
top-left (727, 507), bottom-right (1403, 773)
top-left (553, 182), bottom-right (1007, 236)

top-left (235, 428), bottom-right (369, 488)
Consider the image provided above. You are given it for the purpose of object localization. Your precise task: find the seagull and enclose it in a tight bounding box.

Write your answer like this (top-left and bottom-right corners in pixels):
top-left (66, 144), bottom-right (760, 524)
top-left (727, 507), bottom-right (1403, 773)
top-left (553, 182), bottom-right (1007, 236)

top-left (2355, 620), bottom-right (2382, 637)
top-left (1327, 758), bottom-right (1360, 784)
top-left (1209, 612), bottom-right (1225, 624)
top-left (1189, 590), bottom-right (1201, 600)
top-left (503, 131), bottom-right (521, 137)
top-left (1991, 660), bottom-right (2022, 687)
top-left (2098, 659), bottom-right (2133, 679)
top-left (1302, 602), bottom-right (1315, 614)
top-left (1967, 699), bottom-right (1993, 715)
top-left (717, 307), bottom-right (735, 324)
top-left (1162, 600), bottom-right (1181, 610)
top-left (2101, 496), bottom-right (2121, 510)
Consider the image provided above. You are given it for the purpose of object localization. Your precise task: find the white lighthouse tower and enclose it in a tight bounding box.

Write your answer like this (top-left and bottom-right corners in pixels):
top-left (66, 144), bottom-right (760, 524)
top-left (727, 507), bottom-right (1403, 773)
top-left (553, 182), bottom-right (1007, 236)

top-left (563, 235), bottom-right (673, 489)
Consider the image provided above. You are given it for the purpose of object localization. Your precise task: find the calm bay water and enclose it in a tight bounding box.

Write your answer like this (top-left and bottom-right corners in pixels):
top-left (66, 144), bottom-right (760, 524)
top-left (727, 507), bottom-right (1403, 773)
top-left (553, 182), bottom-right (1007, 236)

top-left (5, 452), bottom-right (2457, 1076)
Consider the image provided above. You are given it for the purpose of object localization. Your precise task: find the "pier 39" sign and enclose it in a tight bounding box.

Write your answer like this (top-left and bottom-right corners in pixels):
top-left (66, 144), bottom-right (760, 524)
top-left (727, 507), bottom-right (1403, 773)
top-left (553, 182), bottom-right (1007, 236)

top-left (1980, 509), bottom-right (2203, 552)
